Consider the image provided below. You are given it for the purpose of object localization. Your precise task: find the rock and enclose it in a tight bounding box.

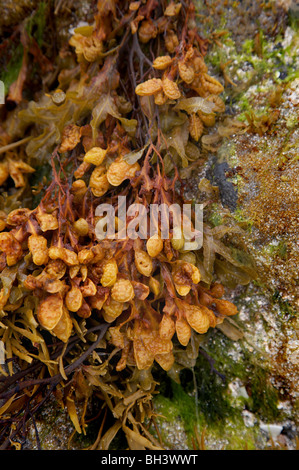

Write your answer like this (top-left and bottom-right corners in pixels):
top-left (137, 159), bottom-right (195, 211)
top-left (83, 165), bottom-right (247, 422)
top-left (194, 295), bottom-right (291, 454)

top-left (260, 423), bottom-right (283, 439)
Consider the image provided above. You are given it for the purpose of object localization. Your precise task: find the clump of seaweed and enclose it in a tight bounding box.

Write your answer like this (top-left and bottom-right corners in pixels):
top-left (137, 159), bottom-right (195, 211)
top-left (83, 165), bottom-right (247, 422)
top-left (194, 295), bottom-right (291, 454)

top-left (0, 0), bottom-right (253, 450)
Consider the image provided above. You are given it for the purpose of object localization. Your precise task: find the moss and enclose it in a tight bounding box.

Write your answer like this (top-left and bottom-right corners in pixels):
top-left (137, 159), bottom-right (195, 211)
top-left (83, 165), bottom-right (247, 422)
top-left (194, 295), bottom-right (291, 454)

top-left (208, 203), bottom-right (224, 227)
top-left (157, 338), bottom-right (237, 422)
top-left (285, 114), bottom-right (298, 130)
top-left (261, 240), bottom-right (288, 261)
top-left (288, 10), bottom-right (299, 32)
top-left (238, 96), bottom-right (251, 113)
top-left (242, 39), bottom-right (254, 55)
top-left (196, 332), bottom-right (282, 423)
top-left (0, 2), bottom-right (48, 95)
top-left (28, 162), bottom-right (52, 208)
top-left (225, 432), bottom-right (258, 450)
top-left (272, 291), bottom-right (296, 319)
top-left (0, 44), bottom-right (24, 94)
top-left (155, 381), bottom-right (202, 435)
top-left (153, 342), bottom-right (236, 442)
top-left (153, 329), bottom-right (280, 448)
top-left (233, 208), bottom-right (254, 232)
top-left (209, 317), bottom-right (282, 423)
top-left (245, 366), bottom-right (280, 421)
top-left (191, 356), bottom-right (233, 424)
top-left (25, 1), bottom-right (47, 47)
